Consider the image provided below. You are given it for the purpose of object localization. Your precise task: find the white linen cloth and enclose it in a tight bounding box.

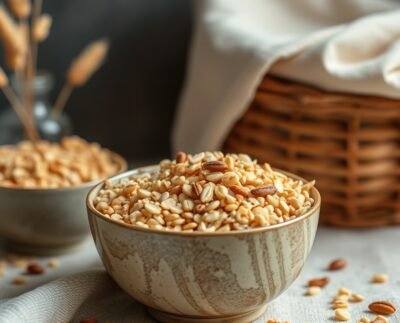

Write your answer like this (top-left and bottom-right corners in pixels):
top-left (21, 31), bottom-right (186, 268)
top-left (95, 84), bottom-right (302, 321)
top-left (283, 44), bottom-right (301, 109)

top-left (1, 228), bottom-right (400, 323)
top-left (173, 0), bottom-right (400, 153)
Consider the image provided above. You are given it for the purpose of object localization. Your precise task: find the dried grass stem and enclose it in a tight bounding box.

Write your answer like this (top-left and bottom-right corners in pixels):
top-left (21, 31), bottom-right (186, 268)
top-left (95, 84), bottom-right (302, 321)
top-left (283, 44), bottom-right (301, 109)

top-left (52, 84), bottom-right (72, 118)
top-left (31, 0), bottom-right (44, 77)
top-left (52, 39), bottom-right (109, 117)
top-left (2, 85), bottom-right (39, 141)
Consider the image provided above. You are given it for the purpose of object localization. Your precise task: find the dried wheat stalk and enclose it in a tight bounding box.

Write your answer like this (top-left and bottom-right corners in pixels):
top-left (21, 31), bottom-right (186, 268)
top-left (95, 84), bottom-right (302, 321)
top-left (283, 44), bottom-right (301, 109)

top-left (27, 12), bottom-right (50, 120)
top-left (0, 5), bottom-right (27, 125)
top-left (4, 46), bottom-right (25, 71)
top-left (32, 0), bottom-right (42, 19)
top-left (0, 68), bottom-right (8, 88)
top-left (0, 67), bottom-right (38, 141)
top-left (6, 0), bottom-right (31, 19)
top-left (0, 6), bottom-right (26, 71)
top-left (67, 39), bottom-right (109, 87)
top-left (52, 39), bottom-right (109, 117)
top-left (17, 18), bottom-right (34, 126)
top-left (0, 1), bottom-right (108, 143)
top-left (31, 0), bottom-right (44, 75)
top-left (24, 0), bottom-right (46, 123)
top-left (32, 14), bottom-right (51, 42)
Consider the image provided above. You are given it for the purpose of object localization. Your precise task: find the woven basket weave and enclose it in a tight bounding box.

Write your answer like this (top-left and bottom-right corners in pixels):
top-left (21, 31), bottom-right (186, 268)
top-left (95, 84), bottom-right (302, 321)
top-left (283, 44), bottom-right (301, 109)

top-left (224, 76), bottom-right (400, 227)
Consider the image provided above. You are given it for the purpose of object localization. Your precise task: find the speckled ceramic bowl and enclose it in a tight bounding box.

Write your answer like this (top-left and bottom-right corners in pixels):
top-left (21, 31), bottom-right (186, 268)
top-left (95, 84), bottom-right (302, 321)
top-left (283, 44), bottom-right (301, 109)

top-left (0, 152), bottom-right (126, 255)
top-left (86, 166), bottom-right (320, 323)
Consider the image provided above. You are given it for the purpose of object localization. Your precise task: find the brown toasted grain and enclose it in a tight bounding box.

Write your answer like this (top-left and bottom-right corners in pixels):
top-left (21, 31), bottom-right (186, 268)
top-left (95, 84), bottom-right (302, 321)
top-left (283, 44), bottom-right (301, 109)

top-left (308, 277), bottom-right (330, 288)
top-left (328, 258), bottom-right (347, 271)
top-left (176, 152), bottom-right (187, 164)
top-left (202, 161), bottom-right (228, 172)
top-left (368, 301), bottom-right (396, 315)
top-left (26, 262), bottom-right (44, 275)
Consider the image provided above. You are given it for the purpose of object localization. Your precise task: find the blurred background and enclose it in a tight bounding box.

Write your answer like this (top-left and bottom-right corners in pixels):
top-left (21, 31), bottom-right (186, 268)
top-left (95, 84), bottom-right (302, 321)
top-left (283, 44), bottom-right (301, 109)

top-left (1, 0), bottom-right (399, 227)
top-left (0, 0), bottom-right (193, 163)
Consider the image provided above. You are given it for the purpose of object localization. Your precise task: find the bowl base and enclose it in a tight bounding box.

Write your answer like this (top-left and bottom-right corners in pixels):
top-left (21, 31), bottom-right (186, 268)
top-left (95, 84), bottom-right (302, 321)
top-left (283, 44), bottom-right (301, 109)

top-left (4, 238), bottom-right (88, 256)
top-left (147, 304), bottom-right (267, 323)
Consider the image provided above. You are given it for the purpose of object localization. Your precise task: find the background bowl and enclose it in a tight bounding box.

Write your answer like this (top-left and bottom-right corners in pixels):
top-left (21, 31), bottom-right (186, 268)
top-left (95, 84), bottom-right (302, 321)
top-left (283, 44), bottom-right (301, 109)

top-left (87, 166), bottom-right (320, 323)
top-left (0, 152), bottom-right (127, 255)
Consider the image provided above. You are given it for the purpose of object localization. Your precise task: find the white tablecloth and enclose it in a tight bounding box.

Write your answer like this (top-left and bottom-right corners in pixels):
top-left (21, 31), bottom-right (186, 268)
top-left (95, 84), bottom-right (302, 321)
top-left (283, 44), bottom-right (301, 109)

top-left (1, 227), bottom-right (399, 322)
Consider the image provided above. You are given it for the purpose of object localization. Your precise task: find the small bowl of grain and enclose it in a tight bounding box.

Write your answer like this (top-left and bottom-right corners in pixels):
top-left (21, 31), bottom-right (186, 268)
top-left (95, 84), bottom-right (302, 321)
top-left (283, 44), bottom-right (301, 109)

top-left (0, 136), bottom-right (127, 254)
top-left (86, 152), bottom-right (320, 323)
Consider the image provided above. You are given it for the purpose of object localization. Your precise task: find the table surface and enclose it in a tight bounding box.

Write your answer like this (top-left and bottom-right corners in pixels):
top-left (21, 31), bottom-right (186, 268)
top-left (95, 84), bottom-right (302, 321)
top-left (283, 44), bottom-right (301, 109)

top-left (1, 227), bottom-right (400, 322)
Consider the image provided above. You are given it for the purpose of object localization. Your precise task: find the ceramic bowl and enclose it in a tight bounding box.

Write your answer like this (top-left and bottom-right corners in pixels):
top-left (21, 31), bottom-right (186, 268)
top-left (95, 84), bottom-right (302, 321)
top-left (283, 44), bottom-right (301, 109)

top-left (86, 166), bottom-right (320, 323)
top-left (0, 152), bottom-right (127, 255)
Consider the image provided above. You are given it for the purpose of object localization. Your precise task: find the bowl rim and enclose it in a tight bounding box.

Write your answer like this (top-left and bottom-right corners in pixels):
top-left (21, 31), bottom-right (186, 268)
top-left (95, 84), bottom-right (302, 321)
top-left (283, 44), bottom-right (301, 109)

top-left (86, 164), bottom-right (321, 237)
top-left (0, 150), bottom-right (127, 192)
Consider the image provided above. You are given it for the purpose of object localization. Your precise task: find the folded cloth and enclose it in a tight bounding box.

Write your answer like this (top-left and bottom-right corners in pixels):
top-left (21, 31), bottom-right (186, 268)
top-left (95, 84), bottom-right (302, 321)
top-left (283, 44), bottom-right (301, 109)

top-left (173, 0), bottom-right (400, 153)
top-left (0, 270), bottom-right (152, 323)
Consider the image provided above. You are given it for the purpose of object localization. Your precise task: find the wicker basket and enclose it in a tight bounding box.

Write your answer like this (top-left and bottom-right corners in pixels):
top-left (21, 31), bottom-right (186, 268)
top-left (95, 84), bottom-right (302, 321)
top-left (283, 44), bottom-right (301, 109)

top-left (224, 76), bottom-right (400, 227)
